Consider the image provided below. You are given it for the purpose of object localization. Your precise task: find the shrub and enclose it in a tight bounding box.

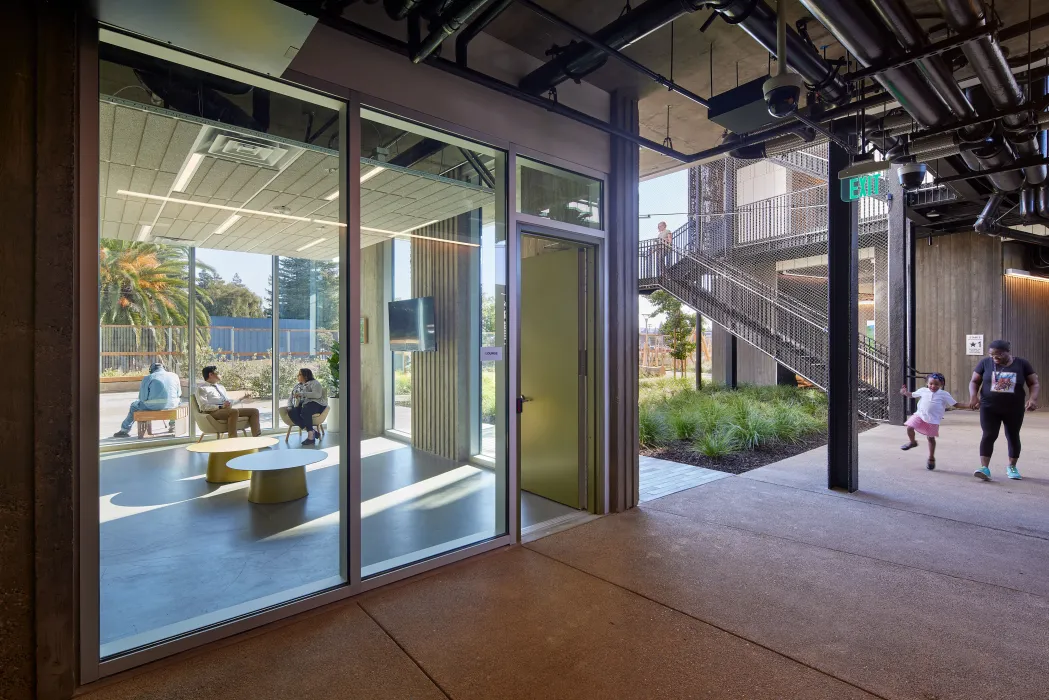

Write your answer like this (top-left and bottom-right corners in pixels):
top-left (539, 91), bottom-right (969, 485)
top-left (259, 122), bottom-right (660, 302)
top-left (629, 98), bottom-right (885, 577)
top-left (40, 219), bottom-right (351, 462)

top-left (639, 405), bottom-right (669, 448)
top-left (726, 404), bottom-right (776, 451)
top-left (481, 370), bottom-right (497, 424)
top-left (394, 370), bottom-right (412, 396)
top-left (693, 428), bottom-right (739, 458)
top-left (668, 407), bottom-right (701, 441)
top-left (767, 402), bottom-right (806, 444)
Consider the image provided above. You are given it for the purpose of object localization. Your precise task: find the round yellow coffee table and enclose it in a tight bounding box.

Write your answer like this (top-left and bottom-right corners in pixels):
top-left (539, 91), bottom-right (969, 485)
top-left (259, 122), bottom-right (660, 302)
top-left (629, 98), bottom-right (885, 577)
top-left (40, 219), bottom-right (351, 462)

top-left (227, 449), bottom-right (326, 503)
top-left (186, 436), bottom-right (279, 483)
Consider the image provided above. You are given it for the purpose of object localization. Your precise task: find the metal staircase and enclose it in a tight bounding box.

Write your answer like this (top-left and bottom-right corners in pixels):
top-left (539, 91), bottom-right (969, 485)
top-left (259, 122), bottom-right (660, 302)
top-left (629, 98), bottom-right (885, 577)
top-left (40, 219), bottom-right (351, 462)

top-left (768, 148), bottom-right (829, 181)
top-left (639, 228), bottom-right (890, 421)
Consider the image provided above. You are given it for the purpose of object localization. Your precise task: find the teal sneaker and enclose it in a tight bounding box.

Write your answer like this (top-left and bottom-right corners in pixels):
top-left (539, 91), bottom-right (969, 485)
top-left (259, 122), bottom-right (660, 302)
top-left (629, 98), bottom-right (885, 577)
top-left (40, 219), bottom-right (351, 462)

top-left (1006, 465), bottom-right (1022, 480)
top-left (974, 466), bottom-right (991, 481)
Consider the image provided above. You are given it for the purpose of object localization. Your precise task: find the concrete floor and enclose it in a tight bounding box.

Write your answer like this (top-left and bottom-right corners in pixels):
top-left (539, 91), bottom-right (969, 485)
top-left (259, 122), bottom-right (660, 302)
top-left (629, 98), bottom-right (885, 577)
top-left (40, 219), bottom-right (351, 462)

top-left (100, 432), bottom-right (563, 656)
top-left (85, 411), bottom-right (1049, 700)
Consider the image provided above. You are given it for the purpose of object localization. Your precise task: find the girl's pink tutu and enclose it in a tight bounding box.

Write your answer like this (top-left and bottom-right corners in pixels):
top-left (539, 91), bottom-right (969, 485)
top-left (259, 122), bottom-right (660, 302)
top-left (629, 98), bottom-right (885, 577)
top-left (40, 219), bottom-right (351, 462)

top-left (905, 414), bottom-right (939, 438)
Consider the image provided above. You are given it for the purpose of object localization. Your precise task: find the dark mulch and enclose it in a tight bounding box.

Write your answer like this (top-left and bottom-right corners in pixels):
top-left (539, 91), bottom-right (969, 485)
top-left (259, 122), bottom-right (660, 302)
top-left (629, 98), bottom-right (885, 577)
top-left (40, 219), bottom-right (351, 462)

top-left (641, 421), bottom-right (879, 475)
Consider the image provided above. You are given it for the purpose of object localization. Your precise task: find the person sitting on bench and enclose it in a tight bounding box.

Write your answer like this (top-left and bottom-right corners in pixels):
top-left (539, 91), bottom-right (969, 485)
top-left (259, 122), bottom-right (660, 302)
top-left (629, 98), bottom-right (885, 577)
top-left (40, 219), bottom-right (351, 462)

top-left (113, 362), bottom-right (182, 438)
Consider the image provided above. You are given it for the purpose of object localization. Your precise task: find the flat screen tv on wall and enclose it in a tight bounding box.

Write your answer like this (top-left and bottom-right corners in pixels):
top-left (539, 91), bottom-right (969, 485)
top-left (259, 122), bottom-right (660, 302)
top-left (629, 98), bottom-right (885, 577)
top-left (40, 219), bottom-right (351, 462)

top-left (388, 297), bottom-right (436, 352)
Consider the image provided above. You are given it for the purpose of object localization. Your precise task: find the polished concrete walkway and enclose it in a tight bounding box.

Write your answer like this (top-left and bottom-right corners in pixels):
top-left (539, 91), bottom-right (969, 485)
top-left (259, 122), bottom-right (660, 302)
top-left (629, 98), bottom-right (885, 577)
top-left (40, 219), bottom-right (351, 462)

top-left (84, 412), bottom-right (1049, 700)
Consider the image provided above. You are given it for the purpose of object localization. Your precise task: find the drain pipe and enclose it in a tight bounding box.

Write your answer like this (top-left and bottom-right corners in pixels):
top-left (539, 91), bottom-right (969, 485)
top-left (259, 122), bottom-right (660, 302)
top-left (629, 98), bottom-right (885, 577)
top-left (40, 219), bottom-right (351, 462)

top-left (707, 0), bottom-right (848, 105)
top-left (974, 193), bottom-right (1005, 234)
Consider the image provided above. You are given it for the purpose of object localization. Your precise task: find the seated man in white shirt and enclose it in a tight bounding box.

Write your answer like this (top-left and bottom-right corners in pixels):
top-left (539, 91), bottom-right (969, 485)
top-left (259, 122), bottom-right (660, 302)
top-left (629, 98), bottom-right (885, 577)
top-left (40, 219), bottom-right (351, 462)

top-left (195, 365), bottom-right (261, 438)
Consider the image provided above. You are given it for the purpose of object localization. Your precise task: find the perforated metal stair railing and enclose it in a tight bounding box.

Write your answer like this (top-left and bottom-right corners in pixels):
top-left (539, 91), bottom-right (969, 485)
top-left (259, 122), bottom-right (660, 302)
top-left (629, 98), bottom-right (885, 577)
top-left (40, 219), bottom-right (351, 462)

top-left (640, 227), bottom-right (890, 421)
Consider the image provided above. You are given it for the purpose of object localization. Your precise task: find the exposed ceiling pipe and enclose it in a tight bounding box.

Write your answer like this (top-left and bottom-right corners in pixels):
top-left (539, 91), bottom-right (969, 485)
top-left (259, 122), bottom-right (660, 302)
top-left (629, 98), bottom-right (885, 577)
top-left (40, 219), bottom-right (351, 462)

top-left (1038, 185), bottom-right (1049, 220)
top-left (384, 0), bottom-right (424, 20)
top-left (456, 0), bottom-right (512, 65)
top-left (974, 192), bottom-right (1004, 233)
top-left (799, 0), bottom-right (953, 127)
top-left (518, 0), bottom-right (705, 95)
top-left (412, 0), bottom-right (491, 62)
top-left (1019, 187), bottom-right (1038, 223)
top-left (868, 0), bottom-right (975, 120)
top-left (706, 0), bottom-right (848, 105)
top-left (936, 0), bottom-right (1047, 186)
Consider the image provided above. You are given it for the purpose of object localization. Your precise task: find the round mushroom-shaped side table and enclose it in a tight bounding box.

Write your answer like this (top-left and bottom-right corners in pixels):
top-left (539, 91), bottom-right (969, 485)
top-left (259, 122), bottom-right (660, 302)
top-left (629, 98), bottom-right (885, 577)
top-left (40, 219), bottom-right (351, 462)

top-left (186, 436), bottom-right (279, 483)
top-left (227, 448), bottom-right (326, 503)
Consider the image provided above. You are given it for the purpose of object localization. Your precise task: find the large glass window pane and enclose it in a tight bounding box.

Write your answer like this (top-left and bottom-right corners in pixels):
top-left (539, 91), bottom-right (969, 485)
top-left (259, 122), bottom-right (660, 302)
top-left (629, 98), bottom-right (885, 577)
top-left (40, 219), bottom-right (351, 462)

top-left (516, 156), bottom-right (603, 229)
top-left (97, 37), bottom-right (345, 658)
top-left (360, 109), bottom-right (508, 577)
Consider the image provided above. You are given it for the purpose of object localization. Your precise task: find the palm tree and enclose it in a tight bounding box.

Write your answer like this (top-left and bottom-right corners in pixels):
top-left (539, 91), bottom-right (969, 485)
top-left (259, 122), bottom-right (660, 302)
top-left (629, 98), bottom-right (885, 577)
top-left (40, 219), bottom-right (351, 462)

top-left (99, 239), bottom-right (212, 357)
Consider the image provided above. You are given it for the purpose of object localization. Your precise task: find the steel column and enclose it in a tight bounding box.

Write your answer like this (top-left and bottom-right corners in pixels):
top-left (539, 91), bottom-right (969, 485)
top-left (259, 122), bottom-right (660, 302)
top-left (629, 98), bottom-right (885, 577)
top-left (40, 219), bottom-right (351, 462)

top-left (729, 334), bottom-right (738, 390)
top-left (826, 142), bottom-right (859, 491)
top-left (886, 167), bottom-right (909, 425)
top-left (906, 218), bottom-right (917, 416)
top-left (608, 90), bottom-right (640, 512)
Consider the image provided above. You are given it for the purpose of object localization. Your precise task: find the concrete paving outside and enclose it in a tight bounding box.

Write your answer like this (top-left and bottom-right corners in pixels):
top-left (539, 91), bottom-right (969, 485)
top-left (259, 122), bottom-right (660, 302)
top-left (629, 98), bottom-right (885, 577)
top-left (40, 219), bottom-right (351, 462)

top-left (82, 411), bottom-right (1049, 700)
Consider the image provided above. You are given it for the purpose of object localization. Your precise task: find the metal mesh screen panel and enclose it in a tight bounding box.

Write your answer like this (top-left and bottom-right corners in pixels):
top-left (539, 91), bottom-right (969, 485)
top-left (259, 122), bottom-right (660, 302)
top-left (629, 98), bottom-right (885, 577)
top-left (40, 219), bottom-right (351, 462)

top-left (654, 142), bottom-right (892, 419)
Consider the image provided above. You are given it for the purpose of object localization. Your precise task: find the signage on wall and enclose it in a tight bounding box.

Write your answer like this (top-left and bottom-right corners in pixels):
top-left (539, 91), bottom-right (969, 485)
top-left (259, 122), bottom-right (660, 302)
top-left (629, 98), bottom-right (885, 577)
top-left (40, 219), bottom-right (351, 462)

top-left (481, 346), bottom-right (504, 362)
top-left (966, 334), bottom-right (984, 356)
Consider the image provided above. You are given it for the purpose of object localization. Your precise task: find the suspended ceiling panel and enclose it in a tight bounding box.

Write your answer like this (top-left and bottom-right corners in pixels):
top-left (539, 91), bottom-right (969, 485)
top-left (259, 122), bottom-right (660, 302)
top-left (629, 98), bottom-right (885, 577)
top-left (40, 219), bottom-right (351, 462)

top-left (100, 98), bottom-right (494, 260)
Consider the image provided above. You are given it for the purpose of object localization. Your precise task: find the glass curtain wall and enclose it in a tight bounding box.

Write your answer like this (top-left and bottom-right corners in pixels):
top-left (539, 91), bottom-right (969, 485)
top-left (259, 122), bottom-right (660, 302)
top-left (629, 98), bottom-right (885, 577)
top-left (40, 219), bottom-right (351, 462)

top-left (358, 109), bottom-right (508, 577)
top-left (96, 35), bottom-right (345, 658)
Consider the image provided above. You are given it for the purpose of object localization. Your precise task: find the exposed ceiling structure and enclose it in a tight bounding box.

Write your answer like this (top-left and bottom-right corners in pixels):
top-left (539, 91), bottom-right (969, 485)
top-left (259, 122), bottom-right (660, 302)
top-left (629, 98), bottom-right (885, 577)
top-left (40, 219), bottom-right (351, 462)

top-left (99, 100), bottom-right (494, 259)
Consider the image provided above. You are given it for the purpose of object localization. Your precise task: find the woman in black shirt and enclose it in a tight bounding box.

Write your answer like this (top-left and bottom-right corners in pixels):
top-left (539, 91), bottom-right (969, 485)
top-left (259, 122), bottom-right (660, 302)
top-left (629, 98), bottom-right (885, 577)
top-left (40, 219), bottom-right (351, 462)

top-left (968, 339), bottom-right (1040, 481)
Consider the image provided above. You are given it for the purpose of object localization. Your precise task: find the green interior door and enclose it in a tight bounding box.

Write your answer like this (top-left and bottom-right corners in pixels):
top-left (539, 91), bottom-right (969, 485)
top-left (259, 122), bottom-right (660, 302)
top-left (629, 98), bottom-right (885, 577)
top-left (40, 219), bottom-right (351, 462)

top-left (520, 243), bottom-right (583, 509)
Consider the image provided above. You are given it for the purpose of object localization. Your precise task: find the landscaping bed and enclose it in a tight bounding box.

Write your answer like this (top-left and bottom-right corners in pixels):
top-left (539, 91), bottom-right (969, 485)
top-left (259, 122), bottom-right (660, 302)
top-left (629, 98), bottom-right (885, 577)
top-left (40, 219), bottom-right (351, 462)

top-left (639, 377), bottom-right (875, 475)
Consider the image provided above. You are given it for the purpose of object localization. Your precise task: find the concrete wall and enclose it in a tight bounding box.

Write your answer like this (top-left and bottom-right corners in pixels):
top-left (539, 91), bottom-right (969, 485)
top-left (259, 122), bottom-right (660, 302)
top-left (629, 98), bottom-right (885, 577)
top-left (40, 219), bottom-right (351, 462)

top-left (287, 24), bottom-right (611, 176)
top-left (915, 233), bottom-right (1003, 396)
top-left (710, 322), bottom-right (778, 387)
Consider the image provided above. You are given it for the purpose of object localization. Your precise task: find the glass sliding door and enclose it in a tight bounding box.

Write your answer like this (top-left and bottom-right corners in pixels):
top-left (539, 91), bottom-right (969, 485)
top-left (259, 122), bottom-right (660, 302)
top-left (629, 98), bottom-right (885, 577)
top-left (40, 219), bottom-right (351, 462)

top-left (359, 108), bottom-right (508, 577)
top-left (96, 34), bottom-right (345, 658)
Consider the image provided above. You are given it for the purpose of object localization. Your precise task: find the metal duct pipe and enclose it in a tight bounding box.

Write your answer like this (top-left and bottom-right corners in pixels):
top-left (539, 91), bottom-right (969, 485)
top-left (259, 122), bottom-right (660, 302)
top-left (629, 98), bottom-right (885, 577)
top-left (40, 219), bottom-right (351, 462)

top-left (962, 129), bottom-right (1026, 192)
top-left (1020, 187), bottom-right (1038, 223)
top-left (728, 132), bottom-right (810, 159)
top-left (974, 192), bottom-right (1004, 233)
top-left (457, 0), bottom-right (512, 65)
top-left (1038, 185), bottom-right (1049, 220)
top-left (412, 0), bottom-right (491, 62)
top-left (384, 0), bottom-right (424, 20)
top-left (800, 0), bottom-right (952, 126)
top-left (518, 0), bottom-right (704, 95)
top-left (869, 0), bottom-right (975, 120)
top-left (709, 0), bottom-right (847, 104)
top-left (936, 0), bottom-right (1046, 185)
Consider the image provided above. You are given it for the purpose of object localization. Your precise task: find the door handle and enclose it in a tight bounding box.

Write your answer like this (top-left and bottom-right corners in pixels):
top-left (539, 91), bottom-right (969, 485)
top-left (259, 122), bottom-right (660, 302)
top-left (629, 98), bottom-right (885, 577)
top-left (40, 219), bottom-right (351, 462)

top-left (517, 395), bottom-right (533, 413)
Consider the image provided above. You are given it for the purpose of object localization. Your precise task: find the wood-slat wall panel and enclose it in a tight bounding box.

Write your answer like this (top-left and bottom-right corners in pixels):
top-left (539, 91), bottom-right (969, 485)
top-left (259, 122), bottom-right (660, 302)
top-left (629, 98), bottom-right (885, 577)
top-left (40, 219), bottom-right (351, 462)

top-left (915, 233), bottom-right (1003, 394)
top-left (1003, 275), bottom-right (1049, 395)
top-left (410, 214), bottom-right (474, 460)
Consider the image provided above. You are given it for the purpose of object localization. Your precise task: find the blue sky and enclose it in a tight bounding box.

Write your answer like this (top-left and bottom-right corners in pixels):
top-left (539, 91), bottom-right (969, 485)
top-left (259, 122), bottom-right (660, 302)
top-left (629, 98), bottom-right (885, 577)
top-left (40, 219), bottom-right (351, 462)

top-left (201, 167), bottom-right (692, 327)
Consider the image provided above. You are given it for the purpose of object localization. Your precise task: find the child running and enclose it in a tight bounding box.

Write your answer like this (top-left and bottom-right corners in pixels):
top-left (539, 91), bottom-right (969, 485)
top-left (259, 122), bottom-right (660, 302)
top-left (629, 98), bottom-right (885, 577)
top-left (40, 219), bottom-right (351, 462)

top-left (899, 373), bottom-right (966, 470)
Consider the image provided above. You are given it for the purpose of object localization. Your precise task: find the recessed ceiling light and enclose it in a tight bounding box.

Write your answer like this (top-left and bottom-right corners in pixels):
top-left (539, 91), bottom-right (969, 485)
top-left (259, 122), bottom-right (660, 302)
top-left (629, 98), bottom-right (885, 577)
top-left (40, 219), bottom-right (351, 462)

top-left (400, 220), bottom-right (439, 234)
top-left (274, 205), bottom-right (291, 215)
top-left (173, 153), bottom-right (204, 192)
top-left (296, 237), bottom-right (327, 252)
top-left (361, 166), bottom-right (385, 184)
top-left (136, 224), bottom-right (153, 241)
top-left (325, 190), bottom-right (339, 201)
top-left (214, 214), bottom-right (241, 234)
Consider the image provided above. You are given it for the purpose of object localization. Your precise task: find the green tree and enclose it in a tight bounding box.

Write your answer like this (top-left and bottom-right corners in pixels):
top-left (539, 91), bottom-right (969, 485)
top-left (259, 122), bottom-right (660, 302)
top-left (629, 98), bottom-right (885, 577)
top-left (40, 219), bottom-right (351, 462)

top-left (650, 290), bottom-right (697, 378)
top-left (99, 239), bottom-right (211, 344)
top-left (278, 257), bottom-right (339, 327)
top-left (198, 270), bottom-right (265, 318)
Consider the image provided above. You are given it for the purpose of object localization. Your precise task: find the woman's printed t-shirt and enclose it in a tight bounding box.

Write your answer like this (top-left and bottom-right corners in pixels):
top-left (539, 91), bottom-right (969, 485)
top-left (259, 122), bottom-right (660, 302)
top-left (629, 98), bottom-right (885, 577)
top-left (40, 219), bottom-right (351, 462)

top-left (976, 356), bottom-right (1035, 410)
top-left (912, 387), bottom-right (956, 425)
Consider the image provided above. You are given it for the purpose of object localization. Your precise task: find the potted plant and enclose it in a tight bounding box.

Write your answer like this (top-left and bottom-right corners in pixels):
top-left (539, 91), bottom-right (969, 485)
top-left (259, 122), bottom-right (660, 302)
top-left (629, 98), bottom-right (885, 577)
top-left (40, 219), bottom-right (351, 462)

top-left (326, 340), bottom-right (340, 433)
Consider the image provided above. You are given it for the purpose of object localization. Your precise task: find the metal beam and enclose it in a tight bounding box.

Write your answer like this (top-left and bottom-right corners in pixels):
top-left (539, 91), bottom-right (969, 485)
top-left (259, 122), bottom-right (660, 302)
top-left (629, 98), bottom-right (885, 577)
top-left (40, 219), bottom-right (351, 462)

top-left (933, 155), bottom-right (1049, 185)
top-left (843, 21), bottom-right (995, 83)
top-left (826, 141), bottom-right (859, 491)
top-left (513, 0), bottom-right (710, 110)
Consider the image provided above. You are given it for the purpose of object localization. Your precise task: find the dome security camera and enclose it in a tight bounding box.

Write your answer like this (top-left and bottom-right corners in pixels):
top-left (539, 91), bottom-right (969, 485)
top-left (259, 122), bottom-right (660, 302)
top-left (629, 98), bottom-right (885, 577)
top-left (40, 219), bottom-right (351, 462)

top-left (898, 162), bottom-right (928, 190)
top-left (763, 73), bottom-right (805, 119)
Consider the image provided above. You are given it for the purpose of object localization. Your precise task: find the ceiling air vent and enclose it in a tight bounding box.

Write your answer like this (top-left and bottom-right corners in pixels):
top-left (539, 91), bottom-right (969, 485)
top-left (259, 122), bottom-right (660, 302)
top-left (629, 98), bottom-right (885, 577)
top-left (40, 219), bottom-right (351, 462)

top-left (195, 126), bottom-right (299, 170)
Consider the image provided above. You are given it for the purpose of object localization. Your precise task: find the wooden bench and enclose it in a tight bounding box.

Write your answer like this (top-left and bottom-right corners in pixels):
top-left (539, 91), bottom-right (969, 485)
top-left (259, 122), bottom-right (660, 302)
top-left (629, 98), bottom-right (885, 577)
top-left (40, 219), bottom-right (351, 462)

top-left (134, 404), bottom-right (189, 438)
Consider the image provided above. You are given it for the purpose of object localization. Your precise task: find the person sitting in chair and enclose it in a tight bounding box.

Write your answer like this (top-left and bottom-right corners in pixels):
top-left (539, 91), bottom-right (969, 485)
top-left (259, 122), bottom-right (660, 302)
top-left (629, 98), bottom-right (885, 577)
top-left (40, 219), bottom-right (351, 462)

top-left (113, 361), bottom-right (181, 438)
top-left (195, 365), bottom-right (261, 438)
top-left (288, 368), bottom-right (328, 446)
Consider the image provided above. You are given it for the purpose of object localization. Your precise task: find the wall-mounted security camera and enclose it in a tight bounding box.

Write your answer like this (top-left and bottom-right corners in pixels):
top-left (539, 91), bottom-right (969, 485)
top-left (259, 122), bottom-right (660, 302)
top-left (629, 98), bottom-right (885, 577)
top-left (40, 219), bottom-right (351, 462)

top-left (898, 162), bottom-right (928, 191)
top-left (763, 73), bottom-right (805, 119)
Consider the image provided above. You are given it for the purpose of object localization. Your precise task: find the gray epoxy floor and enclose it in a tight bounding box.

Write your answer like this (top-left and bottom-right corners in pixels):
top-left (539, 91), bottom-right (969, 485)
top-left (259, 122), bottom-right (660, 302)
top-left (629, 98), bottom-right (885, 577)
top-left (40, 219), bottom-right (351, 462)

top-left (100, 432), bottom-right (557, 654)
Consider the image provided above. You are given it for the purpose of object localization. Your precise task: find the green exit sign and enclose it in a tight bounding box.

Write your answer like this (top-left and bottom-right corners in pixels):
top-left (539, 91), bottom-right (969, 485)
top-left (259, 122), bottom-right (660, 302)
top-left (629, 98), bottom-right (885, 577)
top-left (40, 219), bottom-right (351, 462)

top-left (841, 173), bottom-right (882, 201)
